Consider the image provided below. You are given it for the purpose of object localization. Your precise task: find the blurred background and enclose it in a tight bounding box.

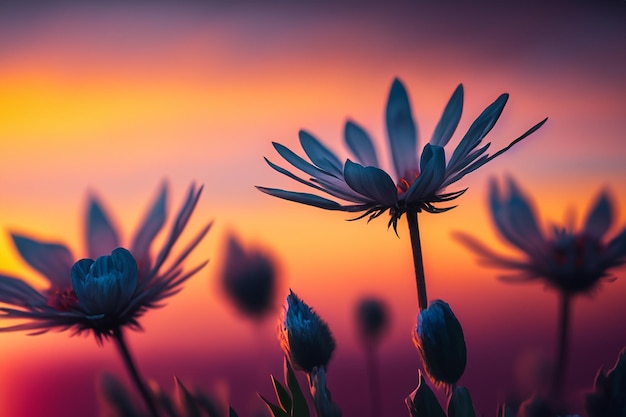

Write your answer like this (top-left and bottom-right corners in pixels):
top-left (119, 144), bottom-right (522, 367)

top-left (0, 2), bottom-right (625, 416)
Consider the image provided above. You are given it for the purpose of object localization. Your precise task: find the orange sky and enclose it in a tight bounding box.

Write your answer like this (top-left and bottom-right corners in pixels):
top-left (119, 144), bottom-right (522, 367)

top-left (0, 3), bottom-right (625, 417)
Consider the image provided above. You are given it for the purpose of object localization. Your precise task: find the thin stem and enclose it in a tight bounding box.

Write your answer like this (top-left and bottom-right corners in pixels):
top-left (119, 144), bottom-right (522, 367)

top-left (113, 327), bottom-right (161, 417)
top-left (365, 345), bottom-right (382, 417)
top-left (551, 293), bottom-right (571, 401)
top-left (407, 209), bottom-right (428, 311)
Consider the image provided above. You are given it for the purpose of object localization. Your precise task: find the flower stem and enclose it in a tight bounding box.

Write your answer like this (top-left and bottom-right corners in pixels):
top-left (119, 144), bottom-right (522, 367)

top-left (113, 327), bottom-right (160, 417)
top-left (407, 209), bottom-right (428, 311)
top-left (551, 293), bottom-right (571, 402)
top-left (365, 345), bottom-right (382, 417)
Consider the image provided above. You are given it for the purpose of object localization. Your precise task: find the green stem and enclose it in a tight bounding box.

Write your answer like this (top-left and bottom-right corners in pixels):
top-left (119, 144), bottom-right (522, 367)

top-left (113, 327), bottom-right (160, 417)
top-left (551, 293), bottom-right (571, 402)
top-left (407, 209), bottom-right (428, 311)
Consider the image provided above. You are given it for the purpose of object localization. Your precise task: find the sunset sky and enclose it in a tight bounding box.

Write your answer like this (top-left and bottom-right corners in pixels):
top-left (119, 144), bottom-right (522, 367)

top-left (0, 2), bottom-right (625, 417)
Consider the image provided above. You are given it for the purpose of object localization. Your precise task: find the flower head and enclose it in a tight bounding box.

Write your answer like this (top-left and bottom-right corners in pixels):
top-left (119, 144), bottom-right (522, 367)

top-left (456, 178), bottom-right (626, 295)
top-left (258, 78), bottom-right (546, 231)
top-left (413, 300), bottom-right (467, 386)
top-left (0, 182), bottom-right (212, 341)
top-left (278, 290), bottom-right (335, 373)
top-left (219, 232), bottom-right (278, 320)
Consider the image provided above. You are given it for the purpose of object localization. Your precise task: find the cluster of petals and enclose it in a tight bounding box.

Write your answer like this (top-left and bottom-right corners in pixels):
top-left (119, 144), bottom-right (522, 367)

top-left (0, 182), bottom-right (211, 341)
top-left (258, 78), bottom-right (546, 231)
top-left (456, 178), bottom-right (626, 295)
top-left (278, 290), bottom-right (336, 373)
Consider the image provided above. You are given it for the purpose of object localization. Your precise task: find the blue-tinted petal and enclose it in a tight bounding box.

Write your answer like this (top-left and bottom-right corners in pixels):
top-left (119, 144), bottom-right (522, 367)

top-left (386, 78), bottom-right (419, 179)
top-left (130, 183), bottom-right (167, 264)
top-left (256, 187), bottom-right (344, 210)
top-left (86, 196), bottom-right (120, 260)
top-left (344, 120), bottom-right (379, 167)
top-left (448, 94), bottom-right (508, 171)
top-left (453, 233), bottom-right (532, 270)
top-left (299, 130), bottom-right (343, 177)
top-left (151, 184), bottom-right (203, 276)
top-left (430, 84), bottom-right (463, 147)
top-left (489, 178), bottom-right (545, 257)
top-left (447, 118), bottom-right (547, 186)
top-left (405, 145), bottom-right (446, 203)
top-left (583, 191), bottom-right (613, 241)
top-left (71, 258), bottom-right (95, 302)
top-left (110, 248), bottom-right (138, 299)
top-left (273, 142), bottom-right (339, 180)
top-left (606, 228), bottom-right (626, 260)
top-left (505, 178), bottom-right (545, 248)
top-left (11, 233), bottom-right (74, 288)
top-left (264, 157), bottom-right (365, 203)
top-left (0, 274), bottom-right (47, 307)
top-left (343, 160), bottom-right (398, 206)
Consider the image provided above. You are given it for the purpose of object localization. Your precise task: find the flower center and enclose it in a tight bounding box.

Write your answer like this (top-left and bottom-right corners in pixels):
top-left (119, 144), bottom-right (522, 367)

top-left (47, 288), bottom-right (79, 311)
top-left (552, 234), bottom-right (602, 267)
top-left (396, 169), bottom-right (420, 194)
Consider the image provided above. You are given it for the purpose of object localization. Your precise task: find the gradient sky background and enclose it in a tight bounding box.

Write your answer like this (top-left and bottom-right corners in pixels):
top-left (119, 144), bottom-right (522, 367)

top-left (0, 2), bottom-right (625, 417)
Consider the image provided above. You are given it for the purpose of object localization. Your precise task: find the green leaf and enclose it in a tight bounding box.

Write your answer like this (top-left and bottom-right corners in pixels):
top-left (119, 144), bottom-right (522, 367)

top-left (448, 386), bottom-right (476, 417)
top-left (284, 358), bottom-right (310, 417)
top-left (259, 394), bottom-right (290, 417)
top-left (271, 375), bottom-right (293, 412)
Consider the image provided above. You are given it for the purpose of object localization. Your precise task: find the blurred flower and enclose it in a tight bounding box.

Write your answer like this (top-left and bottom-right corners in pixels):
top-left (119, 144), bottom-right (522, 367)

top-left (586, 348), bottom-right (626, 417)
top-left (413, 300), bottom-right (467, 386)
top-left (219, 232), bottom-right (277, 320)
top-left (0, 182), bottom-right (212, 341)
top-left (456, 178), bottom-right (626, 295)
top-left (258, 78), bottom-right (546, 231)
top-left (355, 297), bottom-right (390, 346)
top-left (278, 290), bottom-right (335, 373)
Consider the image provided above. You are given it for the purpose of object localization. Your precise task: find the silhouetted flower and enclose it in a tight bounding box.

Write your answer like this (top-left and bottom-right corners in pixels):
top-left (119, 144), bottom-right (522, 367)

top-left (258, 78), bottom-right (546, 231)
top-left (456, 178), bottom-right (626, 295)
top-left (355, 297), bottom-right (390, 346)
top-left (278, 290), bottom-right (335, 373)
top-left (0, 182), bottom-right (212, 341)
top-left (219, 233), bottom-right (277, 319)
top-left (413, 300), bottom-right (467, 386)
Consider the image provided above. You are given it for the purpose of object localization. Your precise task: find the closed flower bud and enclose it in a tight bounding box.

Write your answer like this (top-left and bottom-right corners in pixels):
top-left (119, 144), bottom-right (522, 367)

top-left (355, 297), bottom-right (390, 346)
top-left (413, 300), bottom-right (467, 386)
top-left (219, 233), bottom-right (277, 320)
top-left (278, 290), bottom-right (336, 373)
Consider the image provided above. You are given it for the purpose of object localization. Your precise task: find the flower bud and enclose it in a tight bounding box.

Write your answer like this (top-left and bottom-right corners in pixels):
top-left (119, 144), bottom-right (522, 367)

top-left (219, 233), bottom-right (277, 319)
top-left (278, 290), bottom-right (335, 373)
top-left (355, 297), bottom-right (390, 346)
top-left (413, 300), bottom-right (467, 386)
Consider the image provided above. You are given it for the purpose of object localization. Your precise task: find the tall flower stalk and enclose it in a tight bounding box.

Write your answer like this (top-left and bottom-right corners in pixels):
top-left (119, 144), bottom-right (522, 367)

top-left (112, 327), bottom-right (160, 417)
top-left (407, 209), bottom-right (428, 310)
